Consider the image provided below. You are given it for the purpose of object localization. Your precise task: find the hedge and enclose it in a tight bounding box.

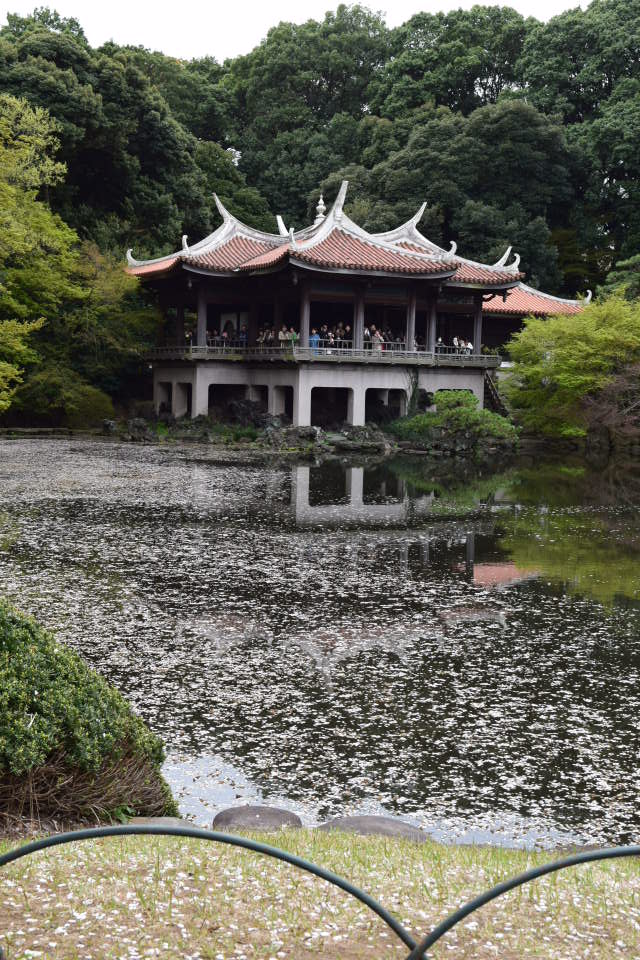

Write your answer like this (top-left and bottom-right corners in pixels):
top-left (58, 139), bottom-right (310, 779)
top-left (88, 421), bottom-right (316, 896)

top-left (0, 601), bottom-right (177, 821)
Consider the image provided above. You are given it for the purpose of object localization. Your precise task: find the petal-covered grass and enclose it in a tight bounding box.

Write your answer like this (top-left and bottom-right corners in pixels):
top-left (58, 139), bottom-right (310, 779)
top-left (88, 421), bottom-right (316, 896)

top-left (0, 829), bottom-right (638, 959)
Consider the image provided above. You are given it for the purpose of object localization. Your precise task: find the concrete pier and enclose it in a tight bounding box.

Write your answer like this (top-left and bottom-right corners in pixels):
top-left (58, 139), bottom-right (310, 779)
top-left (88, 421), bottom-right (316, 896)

top-left (153, 357), bottom-right (489, 426)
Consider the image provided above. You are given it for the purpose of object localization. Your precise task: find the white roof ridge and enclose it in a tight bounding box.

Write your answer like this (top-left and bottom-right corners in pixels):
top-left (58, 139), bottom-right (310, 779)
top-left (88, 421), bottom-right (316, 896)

top-left (340, 217), bottom-right (457, 263)
top-left (397, 226), bottom-right (524, 274)
top-left (295, 192), bottom-right (456, 266)
top-left (517, 282), bottom-right (591, 305)
top-left (126, 248), bottom-right (182, 268)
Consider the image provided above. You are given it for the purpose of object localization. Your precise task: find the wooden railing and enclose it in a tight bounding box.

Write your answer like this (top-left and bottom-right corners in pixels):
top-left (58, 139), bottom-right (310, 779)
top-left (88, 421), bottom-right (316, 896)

top-left (147, 343), bottom-right (501, 367)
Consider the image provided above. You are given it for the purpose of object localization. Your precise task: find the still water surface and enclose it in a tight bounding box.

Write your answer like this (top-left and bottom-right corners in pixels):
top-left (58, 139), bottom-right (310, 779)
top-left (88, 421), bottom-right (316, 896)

top-left (0, 439), bottom-right (638, 849)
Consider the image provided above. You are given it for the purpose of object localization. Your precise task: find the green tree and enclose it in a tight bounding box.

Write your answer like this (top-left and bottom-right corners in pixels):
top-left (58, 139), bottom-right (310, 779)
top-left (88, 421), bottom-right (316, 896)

top-left (602, 254), bottom-right (640, 301)
top-left (194, 141), bottom-right (274, 231)
top-left (122, 48), bottom-right (229, 143)
top-left (517, 0), bottom-right (640, 123)
top-left (503, 298), bottom-right (640, 437)
top-left (570, 80), bottom-right (640, 263)
top-left (224, 4), bottom-right (390, 220)
top-left (370, 6), bottom-right (533, 118)
top-left (321, 99), bottom-right (573, 289)
top-left (0, 11), bottom-right (211, 250)
top-left (0, 92), bottom-right (80, 411)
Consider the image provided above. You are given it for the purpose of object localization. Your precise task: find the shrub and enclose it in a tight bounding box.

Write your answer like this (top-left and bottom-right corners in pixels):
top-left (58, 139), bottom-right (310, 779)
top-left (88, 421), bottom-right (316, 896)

top-left (389, 390), bottom-right (518, 443)
top-left (12, 366), bottom-right (114, 427)
top-left (503, 297), bottom-right (640, 437)
top-left (208, 423), bottom-right (258, 443)
top-left (0, 601), bottom-right (177, 821)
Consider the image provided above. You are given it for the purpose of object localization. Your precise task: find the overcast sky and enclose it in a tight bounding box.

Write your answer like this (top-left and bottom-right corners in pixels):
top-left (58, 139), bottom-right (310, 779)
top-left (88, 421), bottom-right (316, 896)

top-left (0, 0), bottom-right (588, 61)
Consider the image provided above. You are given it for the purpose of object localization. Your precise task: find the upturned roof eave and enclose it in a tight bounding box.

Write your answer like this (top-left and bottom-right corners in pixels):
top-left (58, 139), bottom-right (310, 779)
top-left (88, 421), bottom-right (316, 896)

top-left (446, 277), bottom-right (523, 292)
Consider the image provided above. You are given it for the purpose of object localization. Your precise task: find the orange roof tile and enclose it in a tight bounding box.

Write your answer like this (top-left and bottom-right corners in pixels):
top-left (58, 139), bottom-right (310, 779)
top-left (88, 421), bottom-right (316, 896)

top-left (236, 228), bottom-right (456, 276)
top-left (484, 284), bottom-right (583, 317)
top-left (187, 235), bottom-right (280, 272)
top-left (293, 229), bottom-right (452, 275)
top-left (126, 256), bottom-right (179, 277)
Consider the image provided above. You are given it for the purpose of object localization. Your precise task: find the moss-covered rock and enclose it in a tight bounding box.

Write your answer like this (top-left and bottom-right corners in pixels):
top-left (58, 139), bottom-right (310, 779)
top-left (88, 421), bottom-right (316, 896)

top-left (0, 601), bottom-right (177, 821)
top-left (388, 391), bottom-right (517, 457)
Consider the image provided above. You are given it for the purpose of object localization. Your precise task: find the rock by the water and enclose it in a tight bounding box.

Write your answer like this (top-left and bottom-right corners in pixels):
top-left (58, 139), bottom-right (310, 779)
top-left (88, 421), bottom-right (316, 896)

top-left (126, 417), bottom-right (153, 442)
top-left (318, 815), bottom-right (427, 842)
top-left (212, 805), bottom-right (302, 831)
top-left (129, 816), bottom-right (185, 827)
top-left (102, 419), bottom-right (117, 435)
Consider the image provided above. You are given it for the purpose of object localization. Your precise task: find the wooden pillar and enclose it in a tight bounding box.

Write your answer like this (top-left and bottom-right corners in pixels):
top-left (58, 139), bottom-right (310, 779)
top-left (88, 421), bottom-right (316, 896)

top-left (473, 293), bottom-right (483, 353)
top-left (273, 298), bottom-right (283, 331)
top-left (405, 286), bottom-right (416, 350)
top-left (196, 288), bottom-right (207, 347)
top-left (299, 282), bottom-right (310, 348)
top-left (248, 300), bottom-right (258, 346)
top-left (175, 304), bottom-right (185, 345)
top-left (427, 294), bottom-right (437, 352)
top-left (465, 532), bottom-right (475, 577)
top-left (353, 287), bottom-right (365, 350)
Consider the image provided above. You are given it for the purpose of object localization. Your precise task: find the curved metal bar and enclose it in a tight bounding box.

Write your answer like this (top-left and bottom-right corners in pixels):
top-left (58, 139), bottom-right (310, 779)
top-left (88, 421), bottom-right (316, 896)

top-left (406, 844), bottom-right (640, 959)
top-left (0, 824), bottom-right (417, 954)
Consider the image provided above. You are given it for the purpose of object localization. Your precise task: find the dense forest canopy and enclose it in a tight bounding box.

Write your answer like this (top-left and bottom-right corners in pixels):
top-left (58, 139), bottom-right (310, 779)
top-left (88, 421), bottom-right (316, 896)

top-left (0, 1), bottom-right (638, 423)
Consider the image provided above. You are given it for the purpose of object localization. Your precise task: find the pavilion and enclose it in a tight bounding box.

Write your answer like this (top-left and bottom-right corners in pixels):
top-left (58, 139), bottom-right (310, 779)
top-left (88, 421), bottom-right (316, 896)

top-left (127, 181), bottom-right (589, 425)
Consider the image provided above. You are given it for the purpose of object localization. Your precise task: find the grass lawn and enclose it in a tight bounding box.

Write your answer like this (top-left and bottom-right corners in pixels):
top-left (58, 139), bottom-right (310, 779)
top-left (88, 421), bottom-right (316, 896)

top-left (0, 829), bottom-right (638, 959)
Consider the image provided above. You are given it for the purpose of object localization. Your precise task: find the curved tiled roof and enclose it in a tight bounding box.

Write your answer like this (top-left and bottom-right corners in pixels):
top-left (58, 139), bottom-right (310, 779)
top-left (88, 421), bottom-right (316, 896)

top-left (124, 185), bottom-right (587, 311)
top-left (236, 227), bottom-right (457, 276)
top-left (451, 261), bottom-right (521, 286)
top-left (187, 235), bottom-right (279, 272)
top-left (484, 283), bottom-right (588, 317)
top-left (293, 229), bottom-right (452, 274)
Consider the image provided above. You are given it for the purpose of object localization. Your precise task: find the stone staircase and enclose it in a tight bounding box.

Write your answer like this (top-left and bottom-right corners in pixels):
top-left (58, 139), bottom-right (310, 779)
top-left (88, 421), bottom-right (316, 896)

top-left (484, 371), bottom-right (509, 417)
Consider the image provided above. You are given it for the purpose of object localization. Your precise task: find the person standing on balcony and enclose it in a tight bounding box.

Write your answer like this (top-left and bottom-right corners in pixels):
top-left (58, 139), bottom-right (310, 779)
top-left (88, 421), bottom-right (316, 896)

top-left (310, 328), bottom-right (320, 355)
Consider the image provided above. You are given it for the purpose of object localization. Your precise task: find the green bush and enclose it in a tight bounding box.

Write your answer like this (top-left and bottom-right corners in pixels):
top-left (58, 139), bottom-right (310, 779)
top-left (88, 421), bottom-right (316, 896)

top-left (0, 601), bottom-right (177, 820)
top-left (12, 366), bottom-right (114, 428)
top-left (389, 390), bottom-right (518, 443)
top-left (503, 297), bottom-right (640, 437)
top-left (208, 423), bottom-right (259, 443)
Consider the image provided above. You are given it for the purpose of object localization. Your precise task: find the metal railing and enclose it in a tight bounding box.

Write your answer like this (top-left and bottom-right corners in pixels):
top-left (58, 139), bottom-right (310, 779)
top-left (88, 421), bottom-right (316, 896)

top-left (0, 826), bottom-right (637, 958)
top-left (148, 342), bottom-right (500, 367)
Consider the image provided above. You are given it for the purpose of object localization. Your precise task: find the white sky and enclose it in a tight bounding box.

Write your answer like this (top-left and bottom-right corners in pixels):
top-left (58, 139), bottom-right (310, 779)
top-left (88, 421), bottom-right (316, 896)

top-left (0, 0), bottom-right (589, 61)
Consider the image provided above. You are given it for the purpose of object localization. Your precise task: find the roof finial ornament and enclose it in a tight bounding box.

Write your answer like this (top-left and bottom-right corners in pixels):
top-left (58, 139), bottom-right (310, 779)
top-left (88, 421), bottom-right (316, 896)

top-left (494, 246), bottom-right (512, 267)
top-left (585, 289), bottom-right (593, 303)
top-left (181, 235), bottom-right (189, 253)
top-left (289, 226), bottom-right (298, 251)
top-left (314, 194), bottom-right (326, 225)
top-left (409, 201), bottom-right (427, 228)
top-left (126, 248), bottom-right (140, 267)
top-left (333, 180), bottom-right (348, 221)
top-left (276, 215), bottom-right (288, 237)
top-left (448, 241), bottom-right (457, 257)
top-left (509, 252), bottom-right (521, 271)
top-left (213, 193), bottom-right (233, 223)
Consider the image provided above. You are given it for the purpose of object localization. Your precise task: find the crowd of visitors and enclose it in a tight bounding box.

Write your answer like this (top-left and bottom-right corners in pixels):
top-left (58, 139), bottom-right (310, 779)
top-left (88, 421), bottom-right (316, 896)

top-left (199, 320), bottom-right (475, 354)
top-left (435, 336), bottom-right (475, 355)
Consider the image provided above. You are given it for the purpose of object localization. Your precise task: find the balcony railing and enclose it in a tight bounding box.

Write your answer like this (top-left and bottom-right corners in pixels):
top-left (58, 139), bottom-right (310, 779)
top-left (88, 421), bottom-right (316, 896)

top-left (147, 341), bottom-right (500, 367)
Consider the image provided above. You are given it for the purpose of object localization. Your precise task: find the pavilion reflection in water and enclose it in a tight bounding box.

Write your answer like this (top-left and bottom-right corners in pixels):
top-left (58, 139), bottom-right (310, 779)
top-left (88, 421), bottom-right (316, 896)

top-left (276, 464), bottom-right (533, 679)
top-left (177, 462), bottom-right (536, 679)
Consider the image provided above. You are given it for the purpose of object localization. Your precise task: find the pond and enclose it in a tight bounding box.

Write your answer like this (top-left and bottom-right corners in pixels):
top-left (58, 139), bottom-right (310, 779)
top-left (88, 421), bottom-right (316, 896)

top-left (0, 438), bottom-right (638, 849)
